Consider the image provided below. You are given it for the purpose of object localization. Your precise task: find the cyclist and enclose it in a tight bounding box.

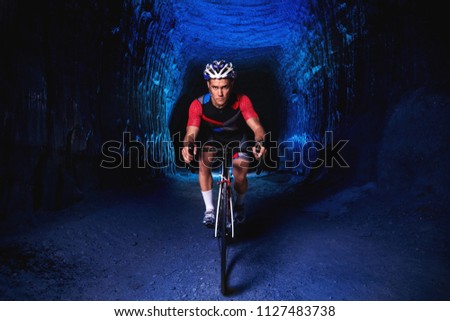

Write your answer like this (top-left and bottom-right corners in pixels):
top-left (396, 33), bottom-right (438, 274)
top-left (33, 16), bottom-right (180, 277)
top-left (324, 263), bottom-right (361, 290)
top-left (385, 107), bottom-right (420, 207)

top-left (181, 60), bottom-right (266, 227)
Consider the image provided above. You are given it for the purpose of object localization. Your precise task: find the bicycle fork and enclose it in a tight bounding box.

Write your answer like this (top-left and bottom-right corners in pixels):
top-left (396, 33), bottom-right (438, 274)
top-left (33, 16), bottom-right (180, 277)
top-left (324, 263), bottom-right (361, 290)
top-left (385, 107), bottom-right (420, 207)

top-left (215, 175), bottom-right (235, 238)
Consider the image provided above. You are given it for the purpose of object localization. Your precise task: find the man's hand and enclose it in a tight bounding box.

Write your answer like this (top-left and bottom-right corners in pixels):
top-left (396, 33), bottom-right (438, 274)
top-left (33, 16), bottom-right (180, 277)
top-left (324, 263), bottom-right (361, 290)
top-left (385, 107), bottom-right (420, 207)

top-left (252, 141), bottom-right (266, 160)
top-left (182, 144), bottom-right (197, 163)
top-left (182, 127), bottom-right (199, 164)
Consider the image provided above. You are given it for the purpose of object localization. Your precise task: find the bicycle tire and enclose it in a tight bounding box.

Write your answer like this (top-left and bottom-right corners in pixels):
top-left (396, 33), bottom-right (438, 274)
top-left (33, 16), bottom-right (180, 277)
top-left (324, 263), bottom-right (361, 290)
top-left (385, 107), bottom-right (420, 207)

top-left (219, 181), bottom-right (229, 295)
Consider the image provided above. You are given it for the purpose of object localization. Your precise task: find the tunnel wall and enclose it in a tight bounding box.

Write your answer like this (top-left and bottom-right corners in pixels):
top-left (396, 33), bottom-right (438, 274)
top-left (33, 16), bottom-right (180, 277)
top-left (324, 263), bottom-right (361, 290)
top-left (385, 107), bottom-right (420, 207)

top-left (1, 0), bottom-right (448, 221)
top-left (115, 0), bottom-right (367, 175)
top-left (278, 1), bottom-right (365, 143)
top-left (118, 0), bottom-right (182, 175)
top-left (0, 1), bottom-right (124, 219)
top-left (159, 0), bottom-right (368, 174)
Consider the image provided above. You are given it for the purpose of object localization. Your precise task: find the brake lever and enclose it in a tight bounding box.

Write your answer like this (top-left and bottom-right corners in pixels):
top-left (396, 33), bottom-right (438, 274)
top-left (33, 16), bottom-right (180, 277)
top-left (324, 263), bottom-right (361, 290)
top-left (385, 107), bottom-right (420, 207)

top-left (255, 142), bottom-right (264, 175)
top-left (187, 143), bottom-right (197, 173)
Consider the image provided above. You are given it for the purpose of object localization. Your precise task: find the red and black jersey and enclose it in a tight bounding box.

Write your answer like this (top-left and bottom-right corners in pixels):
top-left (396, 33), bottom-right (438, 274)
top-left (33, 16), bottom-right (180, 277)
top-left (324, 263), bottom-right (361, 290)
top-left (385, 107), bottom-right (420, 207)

top-left (187, 93), bottom-right (259, 144)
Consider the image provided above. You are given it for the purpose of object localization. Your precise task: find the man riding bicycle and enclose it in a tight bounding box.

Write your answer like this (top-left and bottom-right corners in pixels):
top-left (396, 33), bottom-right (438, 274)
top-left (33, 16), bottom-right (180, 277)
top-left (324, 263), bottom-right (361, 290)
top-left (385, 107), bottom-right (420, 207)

top-left (181, 60), bottom-right (266, 227)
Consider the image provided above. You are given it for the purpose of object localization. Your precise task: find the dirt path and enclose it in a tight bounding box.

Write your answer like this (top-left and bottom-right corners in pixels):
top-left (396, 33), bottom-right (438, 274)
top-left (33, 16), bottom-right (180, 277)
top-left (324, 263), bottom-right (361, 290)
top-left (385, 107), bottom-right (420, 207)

top-left (1, 171), bottom-right (449, 300)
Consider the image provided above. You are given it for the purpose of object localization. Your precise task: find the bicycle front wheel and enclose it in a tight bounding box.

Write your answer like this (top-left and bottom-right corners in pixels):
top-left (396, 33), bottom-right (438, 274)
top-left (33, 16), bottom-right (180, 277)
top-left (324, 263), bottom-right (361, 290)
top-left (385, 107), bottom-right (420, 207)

top-left (218, 183), bottom-right (229, 295)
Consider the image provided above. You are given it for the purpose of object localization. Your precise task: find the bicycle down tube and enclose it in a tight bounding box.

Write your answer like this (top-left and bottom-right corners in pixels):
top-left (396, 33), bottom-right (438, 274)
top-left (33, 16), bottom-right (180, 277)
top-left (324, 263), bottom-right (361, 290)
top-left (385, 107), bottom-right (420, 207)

top-left (215, 156), bottom-right (235, 238)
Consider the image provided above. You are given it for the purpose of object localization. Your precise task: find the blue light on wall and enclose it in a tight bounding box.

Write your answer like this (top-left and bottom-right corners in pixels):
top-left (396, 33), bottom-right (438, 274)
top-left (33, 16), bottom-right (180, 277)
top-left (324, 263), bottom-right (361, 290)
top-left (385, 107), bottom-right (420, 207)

top-left (120, 0), bottom-right (366, 174)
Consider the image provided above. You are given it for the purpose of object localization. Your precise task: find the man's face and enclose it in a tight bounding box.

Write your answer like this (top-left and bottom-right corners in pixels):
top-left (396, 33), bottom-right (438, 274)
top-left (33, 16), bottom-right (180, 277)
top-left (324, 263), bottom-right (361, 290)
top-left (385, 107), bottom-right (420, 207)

top-left (207, 78), bottom-right (233, 108)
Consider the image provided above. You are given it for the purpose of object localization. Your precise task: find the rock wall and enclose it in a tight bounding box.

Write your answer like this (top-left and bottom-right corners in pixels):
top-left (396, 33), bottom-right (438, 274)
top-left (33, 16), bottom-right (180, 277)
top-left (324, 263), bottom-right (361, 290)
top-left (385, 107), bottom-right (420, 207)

top-left (377, 88), bottom-right (450, 199)
top-left (1, 0), bottom-right (448, 220)
top-left (0, 1), bottom-right (124, 218)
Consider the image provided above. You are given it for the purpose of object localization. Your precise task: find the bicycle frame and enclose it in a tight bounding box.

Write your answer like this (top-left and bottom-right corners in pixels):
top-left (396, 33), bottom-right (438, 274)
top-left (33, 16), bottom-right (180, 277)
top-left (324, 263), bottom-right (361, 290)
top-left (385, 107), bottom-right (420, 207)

top-left (214, 150), bottom-right (235, 238)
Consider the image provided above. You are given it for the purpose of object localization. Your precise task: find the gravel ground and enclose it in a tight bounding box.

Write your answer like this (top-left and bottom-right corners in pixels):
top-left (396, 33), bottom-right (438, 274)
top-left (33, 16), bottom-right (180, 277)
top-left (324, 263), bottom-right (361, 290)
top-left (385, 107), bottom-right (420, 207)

top-left (1, 170), bottom-right (449, 300)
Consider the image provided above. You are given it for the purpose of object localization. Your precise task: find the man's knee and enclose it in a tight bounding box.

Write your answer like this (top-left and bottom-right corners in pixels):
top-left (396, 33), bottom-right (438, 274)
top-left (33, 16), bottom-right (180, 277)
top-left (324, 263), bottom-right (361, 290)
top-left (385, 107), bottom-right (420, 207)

top-left (235, 173), bottom-right (247, 184)
top-left (233, 165), bottom-right (247, 181)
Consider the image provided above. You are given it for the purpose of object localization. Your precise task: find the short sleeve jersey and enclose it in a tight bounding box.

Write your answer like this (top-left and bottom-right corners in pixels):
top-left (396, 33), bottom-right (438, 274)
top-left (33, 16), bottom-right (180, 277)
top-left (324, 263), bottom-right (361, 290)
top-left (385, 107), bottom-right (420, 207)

top-left (187, 93), bottom-right (258, 144)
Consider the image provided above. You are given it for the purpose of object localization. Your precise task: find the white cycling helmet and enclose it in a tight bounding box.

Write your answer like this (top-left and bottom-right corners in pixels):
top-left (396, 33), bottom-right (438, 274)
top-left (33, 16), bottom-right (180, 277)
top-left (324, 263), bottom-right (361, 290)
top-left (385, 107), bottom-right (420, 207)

top-left (203, 60), bottom-right (237, 80)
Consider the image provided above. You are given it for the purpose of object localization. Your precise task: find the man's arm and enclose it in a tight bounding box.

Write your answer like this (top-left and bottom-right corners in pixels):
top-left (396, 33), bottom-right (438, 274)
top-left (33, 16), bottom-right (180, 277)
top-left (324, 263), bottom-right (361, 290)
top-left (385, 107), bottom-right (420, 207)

top-left (246, 117), bottom-right (265, 142)
top-left (183, 98), bottom-right (202, 163)
top-left (182, 126), bottom-right (199, 163)
top-left (246, 117), bottom-right (266, 159)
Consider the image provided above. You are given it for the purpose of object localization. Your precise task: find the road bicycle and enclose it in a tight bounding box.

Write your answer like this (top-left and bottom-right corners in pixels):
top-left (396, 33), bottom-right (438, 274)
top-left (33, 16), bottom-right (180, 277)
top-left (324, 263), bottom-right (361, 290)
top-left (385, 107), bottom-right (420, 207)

top-left (187, 143), bottom-right (263, 295)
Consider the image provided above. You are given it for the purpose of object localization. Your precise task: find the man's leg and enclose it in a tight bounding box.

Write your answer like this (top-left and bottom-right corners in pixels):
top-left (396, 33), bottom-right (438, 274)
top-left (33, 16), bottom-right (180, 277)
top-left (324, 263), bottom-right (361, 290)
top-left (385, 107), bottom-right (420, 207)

top-left (199, 149), bottom-right (216, 226)
top-left (232, 158), bottom-right (249, 223)
top-left (232, 158), bottom-right (249, 194)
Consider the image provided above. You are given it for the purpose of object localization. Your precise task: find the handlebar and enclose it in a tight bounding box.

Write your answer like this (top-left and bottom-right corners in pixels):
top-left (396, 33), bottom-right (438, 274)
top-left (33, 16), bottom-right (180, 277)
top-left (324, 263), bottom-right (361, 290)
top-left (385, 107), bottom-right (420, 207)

top-left (185, 142), bottom-right (266, 175)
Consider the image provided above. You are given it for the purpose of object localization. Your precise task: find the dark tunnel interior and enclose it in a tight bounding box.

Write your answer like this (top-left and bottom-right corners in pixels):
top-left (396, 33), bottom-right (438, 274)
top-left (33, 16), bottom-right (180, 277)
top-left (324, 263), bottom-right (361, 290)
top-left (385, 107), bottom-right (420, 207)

top-left (169, 61), bottom-right (281, 169)
top-left (2, 0), bottom-right (449, 214)
top-left (0, 0), bottom-right (449, 301)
